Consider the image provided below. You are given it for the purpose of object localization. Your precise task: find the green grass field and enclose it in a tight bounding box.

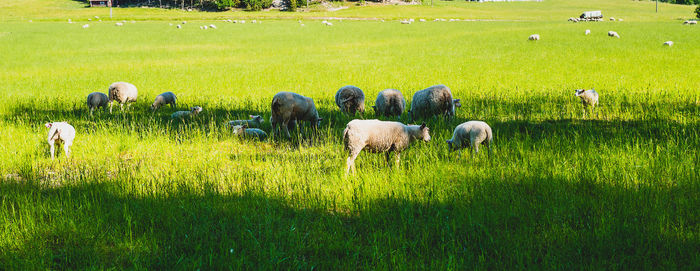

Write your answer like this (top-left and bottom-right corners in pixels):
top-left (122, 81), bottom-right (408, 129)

top-left (1, 0), bottom-right (699, 269)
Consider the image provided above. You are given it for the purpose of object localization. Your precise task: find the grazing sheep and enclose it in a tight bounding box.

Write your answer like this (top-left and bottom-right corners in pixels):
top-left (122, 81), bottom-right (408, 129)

top-left (45, 122), bottom-right (75, 160)
top-left (618, 18), bottom-right (623, 21)
top-left (574, 89), bottom-right (599, 116)
top-left (372, 88), bottom-right (406, 119)
top-left (227, 115), bottom-right (264, 128)
top-left (182, 21), bottom-right (187, 24)
top-left (609, 17), bottom-right (615, 21)
top-left (408, 85), bottom-right (461, 121)
top-left (171, 106), bottom-right (203, 120)
top-left (684, 20), bottom-right (697, 25)
top-left (401, 20), bottom-right (411, 24)
top-left (231, 125), bottom-right (268, 141)
top-left (151, 91), bottom-right (177, 111)
top-left (447, 121), bottom-right (493, 158)
top-left (86, 92), bottom-right (109, 116)
top-left (82, 24), bottom-right (89, 28)
top-left (209, 24), bottom-right (216, 29)
top-left (528, 34), bottom-right (540, 41)
top-left (608, 31), bottom-right (620, 38)
top-left (585, 29), bottom-right (591, 35)
top-left (664, 41), bottom-right (674, 46)
top-left (270, 92), bottom-right (323, 139)
top-left (335, 85), bottom-right (365, 115)
top-left (343, 120), bottom-right (431, 175)
top-left (177, 25), bottom-right (181, 28)
top-left (108, 82), bottom-right (138, 113)
top-left (115, 22), bottom-right (123, 26)
top-left (419, 19), bottom-right (426, 22)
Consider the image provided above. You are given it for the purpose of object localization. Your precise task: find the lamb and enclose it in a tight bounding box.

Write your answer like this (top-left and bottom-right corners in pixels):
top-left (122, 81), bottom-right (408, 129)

top-left (227, 115), bottom-right (264, 128)
top-left (585, 29), bottom-right (591, 35)
top-left (86, 92), bottom-right (109, 116)
top-left (608, 31), bottom-right (620, 38)
top-left (574, 89), bottom-right (599, 116)
top-left (664, 41), bottom-right (674, 46)
top-left (372, 88), bottom-right (406, 119)
top-left (45, 122), bottom-right (76, 160)
top-left (171, 106), bottom-right (203, 120)
top-left (151, 91), bottom-right (177, 111)
top-left (343, 120), bottom-right (431, 175)
top-left (528, 34), bottom-right (540, 41)
top-left (335, 85), bottom-right (365, 115)
top-left (231, 125), bottom-right (268, 141)
top-left (408, 84), bottom-right (461, 121)
top-left (447, 121), bottom-right (493, 158)
top-left (108, 82), bottom-right (138, 113)
top-left (270, 92), bottom-right (323, 139)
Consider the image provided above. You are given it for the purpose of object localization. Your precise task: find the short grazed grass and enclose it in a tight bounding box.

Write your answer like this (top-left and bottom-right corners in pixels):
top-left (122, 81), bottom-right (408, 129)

top-left (0, 0), bottom-right (699, 269)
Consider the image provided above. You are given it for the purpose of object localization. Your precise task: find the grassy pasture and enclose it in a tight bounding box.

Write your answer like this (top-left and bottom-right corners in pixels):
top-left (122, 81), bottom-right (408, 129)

top-left (1, 0), bottom-right (699, 269)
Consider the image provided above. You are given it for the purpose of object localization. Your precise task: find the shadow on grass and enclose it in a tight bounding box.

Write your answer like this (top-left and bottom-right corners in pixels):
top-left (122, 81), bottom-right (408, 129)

top-left (0, 176), bottom-right (698, 269)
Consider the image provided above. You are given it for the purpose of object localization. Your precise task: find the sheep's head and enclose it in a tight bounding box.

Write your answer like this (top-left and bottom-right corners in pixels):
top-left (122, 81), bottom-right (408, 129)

top-left (453, 99), bottom-right (461, 108)
top-left (250, 115), bottom-right (264, 124)
top-left (150, 103), bottom-right (158, 111)
top-left (446, 140), bottom-right (454, 152)
top-left (574, 89), bottom-right (586, 97)
top-left (231, 125), bottom-right (245, 135)
top-left (191, 106), bottom-right (203, 115)
top-left (419, 122), bottom-right (430, 142)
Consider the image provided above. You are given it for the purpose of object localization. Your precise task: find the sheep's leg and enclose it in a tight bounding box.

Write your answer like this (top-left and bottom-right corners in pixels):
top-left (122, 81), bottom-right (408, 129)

top-left (394, 152), bottom-right (401, 168)
top-left (90, 107), bottom-right (94, 117)
top-left (48, 141), bottom-right (55, 160)
top-left (384, 152), bottom-right (392, 167)
top-left (346, 150), bottom-right (360, 175)
top-left (109, 101), bottom-right (114, 114)
top-left (486, 142), bottom-right (492, 159)
top-left (282, 120), bottom-right (291, 139)
top-left (63, 142), bottom-right (72, 158)
top-left (120, 103), bottom-right (124, 112)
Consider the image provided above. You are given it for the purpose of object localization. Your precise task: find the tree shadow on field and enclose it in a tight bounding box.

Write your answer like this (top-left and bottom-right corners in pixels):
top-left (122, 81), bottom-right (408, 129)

top-left (0, 175), bottom-right (698, 270)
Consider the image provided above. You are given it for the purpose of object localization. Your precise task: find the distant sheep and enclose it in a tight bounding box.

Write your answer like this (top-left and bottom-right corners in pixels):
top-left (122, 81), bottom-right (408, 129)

top-left (609, 17), bottom-right (615, 21)
top-left (608, 31), bottom-right (620, 38)
top-left (151, 92), bottom-right (177, 111)
top-left (335, 85), bottom-right (365, 115)
top-left (373, 88), bottom-right (406, 119)
top-left (108, 82), bottom-right (138, 113)
top-left (270, 92), bottom-right (323, 139)
top-left (683, 20), bottom-right (697, 25)
top-left (408, 84), bottom-right (461, 121)
top-left (585, 29), bottom-right (591, 35)
top-left (343, 120), bottom-right (431, 175)
top-left (528, 34), bottom-right (540, 41)
top-left (227, 115), bottom-right (264, 128)
top-left (177, 25), bottom-right (181, 28)
top-left (209, 24), bottom-right (216, 29)
top-left (86, 92), bottom-right (109, 116)
top-left (401, 20), bottom-right (411, 24)
top-left (447, 121), bottom-right (493, 158)
top-left (82, 24), bottom-right (89, 28)
top-left (574, 89), bottom-right (599, 116)
top-left (171, 106), bottom-right (203, 120)
top-left (115, 22), bottom-right (123, 26)
top-left (664, 41), bottom-right (674, 46)
top-left (45, 122), bottom-right (75, 160)
top-left (419, 19), bottom-right (426, 22)
top-left (231, 125), bottom-right (268, 141)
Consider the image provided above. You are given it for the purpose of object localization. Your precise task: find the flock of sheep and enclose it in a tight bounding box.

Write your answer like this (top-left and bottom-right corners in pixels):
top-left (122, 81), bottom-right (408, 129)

top-left (45, 81), bottom-right (599, 175)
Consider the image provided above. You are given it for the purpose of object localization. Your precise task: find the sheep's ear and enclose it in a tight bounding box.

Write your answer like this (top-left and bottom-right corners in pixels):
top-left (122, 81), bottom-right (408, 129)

top-left (420, 122), bottom-right (426, 129)
top-left (45, 123), bottom-right (52, 128)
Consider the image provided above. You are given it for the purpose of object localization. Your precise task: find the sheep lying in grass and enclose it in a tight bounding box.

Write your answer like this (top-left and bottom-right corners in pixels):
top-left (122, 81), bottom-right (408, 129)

top-left (585, 29), bottom-right (591, 35)
top-left (270, 92), bottom-right (323, 139)
top-left (227, 115), bottom-right (264, 128)
top-left (408, 85), bottom-right (461, 121)
top-left (108, 82), bottom-right (138, 113)
top-left (373, 88), bottom-right (406, 119)
top-left (574, 89), bottom-right (599, 116)
top-left (447, 121), bottom-right (492, 158)
top-left (151, 92), bottom-right (177, 111)
top-left (343, 120), bottom-right (430, 175)
top-left (45, 122), bottom-right (75, 160)
top-left (171, 106), bottom-right (203, 120)
top-left (231, 125), bottom-right (268, 141)
top-left (664, 41), bottom-right (674, 46)
top-left (335, 85), bottom-right (365, 115)
top-left (528, 34), bottom-right (540, 41)
top-left (87, 92), bottom-right (109, 116)
top-left (608, 31), bottom-right (620, 38)
top-left (683, 20), bottom-right (697, 25)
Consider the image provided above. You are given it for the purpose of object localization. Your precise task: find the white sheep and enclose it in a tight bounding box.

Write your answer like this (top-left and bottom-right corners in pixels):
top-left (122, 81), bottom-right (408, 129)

top-left (45, 122), bottom-right (75, 160)
top-left (82, 24), bottom-right (90, 28)
top-left (447, 121), bottom-right (493, 158)
top-left (335, 85), bottom-right (365, 115)
top-left (231, 125), bottom-right (268, 141)
top-left (209, 24), bottom-right (216, 29)
top-left (372, 88), bottom-right (406, 119)
top-left (182, 21), bottom-right (187, 24)
top-left (608, 31), bottom-right (620, 38)
top-left (227, 115), bottom-right (264, 128)
top-left (151, 92), bottom-right (177, 111)
top-left (177, 25), bottom-right (181, 28)
top-left (171, 106), bottom-right (203, 120)
top-left (115, 22), bottom-right (123, 26)
top-left (610, 17), bottom-right (615, 21)
top-left (108, 82), bottom-right (138, 113)
top-left (528, 34), bottom-right (540, 41)
top-left (419, 19), bottom-right (426, 22)
top-left (408, 84), bottom-right (461, 121)
top-left (664, 41), bottom-right (674, 46)
top-left (325, 22), bottom-right (333, 26)
top-left (585, 29), bottom-right (591, 35)
top-left (401, 20), bottom-right (411, 24)
top-left (574, 89), bottom-right (599, 116)
top-left (343, 120), bottom-right (430, 175)
top-left (270, 92), bottom-right (323, 139)
top-left (683, 20), bottom-right (697, 25)
top-left (86, 92), bottom-right (109, 116)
